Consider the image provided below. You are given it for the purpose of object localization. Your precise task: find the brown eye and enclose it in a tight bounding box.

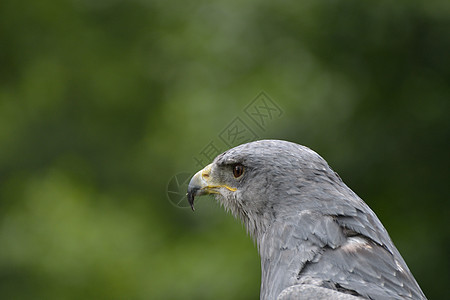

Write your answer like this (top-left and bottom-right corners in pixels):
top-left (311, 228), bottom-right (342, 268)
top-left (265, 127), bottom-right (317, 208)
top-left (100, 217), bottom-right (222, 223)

top-left (233, 164), bottom-right (244, 178)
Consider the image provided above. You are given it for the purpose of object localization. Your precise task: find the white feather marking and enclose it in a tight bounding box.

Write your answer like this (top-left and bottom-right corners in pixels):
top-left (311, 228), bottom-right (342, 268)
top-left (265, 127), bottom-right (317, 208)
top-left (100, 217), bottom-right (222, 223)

top-left (341, 236), bottom-right (371, 252)
top-left (395, 259), bottom-right (405, 273)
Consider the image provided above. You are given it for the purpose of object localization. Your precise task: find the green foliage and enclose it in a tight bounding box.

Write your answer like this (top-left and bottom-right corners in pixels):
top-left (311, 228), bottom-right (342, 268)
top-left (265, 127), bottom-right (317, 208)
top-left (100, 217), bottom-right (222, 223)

top-left (0, 0), bottom-right (448, 299)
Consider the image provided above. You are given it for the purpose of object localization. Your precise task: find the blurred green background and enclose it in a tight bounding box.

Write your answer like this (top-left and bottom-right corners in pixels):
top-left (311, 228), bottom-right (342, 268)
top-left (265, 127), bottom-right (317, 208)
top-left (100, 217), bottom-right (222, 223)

top-left (1, 0), bottom-right (449, 299)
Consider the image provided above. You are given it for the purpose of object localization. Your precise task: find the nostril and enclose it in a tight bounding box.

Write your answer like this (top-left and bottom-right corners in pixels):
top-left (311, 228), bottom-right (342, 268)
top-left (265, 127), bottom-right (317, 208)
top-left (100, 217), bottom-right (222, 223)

top-left (202, 172), bottom-right (209, 178)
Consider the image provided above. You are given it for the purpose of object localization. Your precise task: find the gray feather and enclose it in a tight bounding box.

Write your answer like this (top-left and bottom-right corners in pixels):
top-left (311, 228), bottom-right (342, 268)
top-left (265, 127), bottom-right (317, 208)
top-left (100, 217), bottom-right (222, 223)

top-left (277, 284), bottom-right (364, 300)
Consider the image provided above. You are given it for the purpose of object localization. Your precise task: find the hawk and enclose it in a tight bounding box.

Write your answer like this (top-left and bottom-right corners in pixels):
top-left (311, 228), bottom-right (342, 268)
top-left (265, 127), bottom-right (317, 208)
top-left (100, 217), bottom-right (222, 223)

top-left (187, 140), bottom-right (426, 299)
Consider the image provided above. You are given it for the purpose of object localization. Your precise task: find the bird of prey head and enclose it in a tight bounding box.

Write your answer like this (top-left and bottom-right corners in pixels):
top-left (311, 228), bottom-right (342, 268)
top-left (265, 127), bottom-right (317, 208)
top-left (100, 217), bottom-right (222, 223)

top-left (187, 140), bottom-right (426, 300)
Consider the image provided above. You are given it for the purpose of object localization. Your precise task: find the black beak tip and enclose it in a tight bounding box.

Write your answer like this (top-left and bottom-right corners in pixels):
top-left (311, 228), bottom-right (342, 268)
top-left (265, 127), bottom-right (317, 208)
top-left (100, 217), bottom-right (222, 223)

top-left (187, 188), bottom-right (198, 212)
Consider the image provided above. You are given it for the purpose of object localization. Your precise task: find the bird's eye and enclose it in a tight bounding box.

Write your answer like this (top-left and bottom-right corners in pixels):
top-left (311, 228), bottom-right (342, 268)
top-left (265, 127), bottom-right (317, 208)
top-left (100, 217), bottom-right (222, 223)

top-left (233, 164), bottom-right (244, 178)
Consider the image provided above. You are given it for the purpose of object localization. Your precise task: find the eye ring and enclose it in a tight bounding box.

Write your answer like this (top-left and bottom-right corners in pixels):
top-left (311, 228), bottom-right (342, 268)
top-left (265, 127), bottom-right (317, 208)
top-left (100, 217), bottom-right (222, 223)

top-left (233, 164), bottom-right (244, 178)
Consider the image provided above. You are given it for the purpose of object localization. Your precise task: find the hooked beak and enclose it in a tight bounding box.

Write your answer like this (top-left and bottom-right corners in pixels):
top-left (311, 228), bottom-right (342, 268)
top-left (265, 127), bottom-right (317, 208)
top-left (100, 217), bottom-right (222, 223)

top-left (187, 164), bottom-right (212, 211)
top-left (187, 163), bottom-right (236, 211)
